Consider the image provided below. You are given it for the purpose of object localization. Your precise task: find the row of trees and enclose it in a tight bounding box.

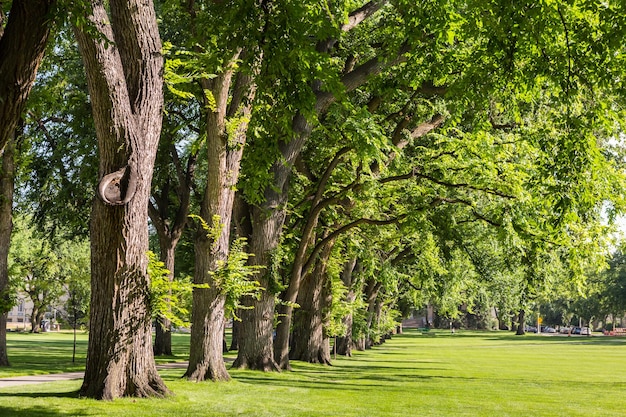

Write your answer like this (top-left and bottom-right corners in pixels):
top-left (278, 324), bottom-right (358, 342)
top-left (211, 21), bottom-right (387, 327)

top-left (1, 0), bottom-right (626, 400)
top-left (534, 247), bottom-right (626, 329)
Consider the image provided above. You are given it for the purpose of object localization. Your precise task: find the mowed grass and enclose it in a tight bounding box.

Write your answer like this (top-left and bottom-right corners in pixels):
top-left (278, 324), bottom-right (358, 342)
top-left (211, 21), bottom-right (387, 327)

top-left (1, 330), bottom-right (626, 416)
top-left (0, 331), bottom-right (190, 378)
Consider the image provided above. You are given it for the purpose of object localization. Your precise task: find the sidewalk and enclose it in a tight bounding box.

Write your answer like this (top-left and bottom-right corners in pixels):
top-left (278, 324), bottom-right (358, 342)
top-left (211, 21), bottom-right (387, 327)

top-left (0, 372), bottom-right (85, 388)
top-left (0, 362), bottom-right (189, 389)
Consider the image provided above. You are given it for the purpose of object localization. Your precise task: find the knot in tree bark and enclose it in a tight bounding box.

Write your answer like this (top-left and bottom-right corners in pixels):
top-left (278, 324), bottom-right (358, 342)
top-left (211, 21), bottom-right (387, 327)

top-left (97, 165), bottom-right (138, 206)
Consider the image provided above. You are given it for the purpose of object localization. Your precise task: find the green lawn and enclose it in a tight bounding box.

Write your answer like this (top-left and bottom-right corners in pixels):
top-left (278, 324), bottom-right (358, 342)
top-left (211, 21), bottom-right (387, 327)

top-left (0, 330), bottom-right (190, 378)
top-left (1, 330), bottom-right (625, 416)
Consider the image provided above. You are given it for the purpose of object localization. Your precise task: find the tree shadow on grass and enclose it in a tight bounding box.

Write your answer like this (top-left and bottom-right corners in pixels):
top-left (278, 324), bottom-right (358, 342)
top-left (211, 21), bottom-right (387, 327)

top-left (233, 372), bottom-right (442, 391)
top-left (0, 389), bottom-right (80, 399)
top-left (0, 390), bottom-right (90, 417)
top-left (0, 404), bottom-right (89, 417)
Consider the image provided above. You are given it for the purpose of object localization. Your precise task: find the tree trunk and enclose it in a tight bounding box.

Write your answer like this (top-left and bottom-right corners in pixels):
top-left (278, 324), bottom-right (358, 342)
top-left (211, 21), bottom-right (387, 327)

top-left (335, 312), bottom-right (354, 357)
top-left (336, 257), bottom-right (358, 357)
top-left (232, 204), bottom-right (281, 371)
top-left (75, 0), bottom-right (168, 399)
top-left (273, 147), bottom-right (350, 369)
top-left (153, 324), bottom-right (172, 359)
top-left (0, 0), bottom-right (54, 155)
top-left (516, 309), bottom-right (526, 335)
top-left (273, 208), bottom-right (318, 369)
top-left (230, 314), bottom-right (240, 351)
top-left (185, 234), bottom-right (230, 382)
top-left (0, 0), bottom-right (54, 368)
top-left (30, 306), bottom-right (44, 333)
top-left (154, 318), bottom-right (172, 356)
top-left (153, 242), bottom-right (175, 356)
top-left (353, 336), bottom-right (366, 351)
top-left (364, 278), bottom-right (381, 348)
top-left (0, 136), bottom-right (15, 366)
top-left (185, 53), bottom-right (256, 382)
top-left (290, 239), bottom-right (335, 365)
top-left (372, 299), bottom-right (384, 345)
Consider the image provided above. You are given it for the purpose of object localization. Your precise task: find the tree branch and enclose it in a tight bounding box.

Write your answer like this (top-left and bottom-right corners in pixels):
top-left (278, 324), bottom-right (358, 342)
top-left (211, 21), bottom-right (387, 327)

top-left (303, 215), bottom-right (407, 272)
top-left (341, 1), bottom-right (388, 32)
top-left (415, 172), bottom-right (516, 199)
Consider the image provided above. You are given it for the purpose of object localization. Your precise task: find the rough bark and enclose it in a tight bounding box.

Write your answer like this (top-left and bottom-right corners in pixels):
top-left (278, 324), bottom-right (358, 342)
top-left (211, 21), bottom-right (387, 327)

top-left (0, 136), bottom-right (15, 366)
top-left (74, 0), bottom-right (168, 400)
top-left (232, 204), bottom-right (281, 371)
top-left (184, 50), bottom-right (258, 381)
top-left (289, 238), bottom-right (335, 365)
top-left (185, 237), bottom-right (230, 381)
top-left (0, 0), bottom-right (55, 156)
top-left (233, 290), bottom-right (279, 371)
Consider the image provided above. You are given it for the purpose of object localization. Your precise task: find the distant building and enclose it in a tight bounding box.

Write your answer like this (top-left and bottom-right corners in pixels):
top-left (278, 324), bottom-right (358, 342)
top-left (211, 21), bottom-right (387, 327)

top-left (5, 293), bottom-right (64, 332)
top-left (6, 297), bottom-right (31, 331)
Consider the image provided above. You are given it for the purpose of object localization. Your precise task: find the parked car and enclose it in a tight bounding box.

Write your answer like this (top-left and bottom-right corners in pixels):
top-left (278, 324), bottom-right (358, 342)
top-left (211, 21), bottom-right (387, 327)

top-left (580, 327), bottom-right (592, 335)
top-left (543, 326), bottom-right (557, 333)
top-left (571, 327), bottom-right (582, 335)
top-left (559, 327), bottom-right (571, 334)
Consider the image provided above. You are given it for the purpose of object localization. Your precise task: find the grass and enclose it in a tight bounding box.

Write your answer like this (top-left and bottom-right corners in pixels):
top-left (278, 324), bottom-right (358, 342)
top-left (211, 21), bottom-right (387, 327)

top-left (0, 331), bottom-right (190, 378)
top-left (1, 330), bottom-right (626, 416)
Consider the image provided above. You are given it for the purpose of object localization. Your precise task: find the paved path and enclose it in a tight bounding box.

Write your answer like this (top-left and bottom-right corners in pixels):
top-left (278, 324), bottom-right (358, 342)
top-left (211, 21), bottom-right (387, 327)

top-left (0, 362), bottom-right (189, 389)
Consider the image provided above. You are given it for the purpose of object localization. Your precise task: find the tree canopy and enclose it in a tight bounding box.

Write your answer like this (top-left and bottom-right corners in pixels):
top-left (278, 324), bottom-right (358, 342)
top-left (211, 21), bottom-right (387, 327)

top-left (1, 0), bottom-right (626, 400)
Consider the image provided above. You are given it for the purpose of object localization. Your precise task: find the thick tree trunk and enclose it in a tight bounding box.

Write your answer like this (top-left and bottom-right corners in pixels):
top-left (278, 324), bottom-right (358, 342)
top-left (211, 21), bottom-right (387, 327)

top-left (154, 318), bottom-right (172, 356)
top-left (0, 136), bottom-right (14, 366)
top-left (335, 312), bottom-right (354, 357)
top-left (185, 235), bottom-right (230, 381)
top-left (75, 0), bottom-right (168, 400)
top-left (233, 203), bottom-right (281, 371)
top-left (233, 290), bottom-right (278, 370)
top-left (185, 54), bottom-right (256, 382)
top-left (0, 0), bottom-right (54, 155)
top-left (273, 209), bottom-right (318, 369)
top-left (353, 337), bottom-right (366, 351)
top-left (290, 239), bottom-right (335, 365)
